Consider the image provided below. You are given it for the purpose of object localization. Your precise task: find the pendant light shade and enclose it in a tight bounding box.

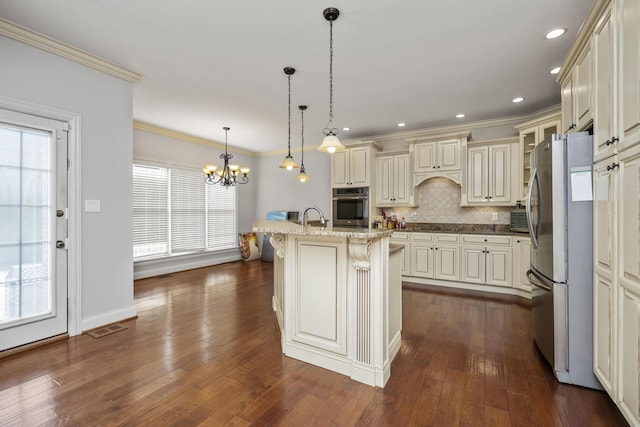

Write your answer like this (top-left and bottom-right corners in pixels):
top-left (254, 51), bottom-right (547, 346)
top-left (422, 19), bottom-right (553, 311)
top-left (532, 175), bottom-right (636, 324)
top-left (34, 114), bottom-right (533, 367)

top-left (280, 67), bottom-right (299, 170)
top-left (318, 7), bottom-right (345, 154)
top-left (297, 105), bottom-right (310, 182)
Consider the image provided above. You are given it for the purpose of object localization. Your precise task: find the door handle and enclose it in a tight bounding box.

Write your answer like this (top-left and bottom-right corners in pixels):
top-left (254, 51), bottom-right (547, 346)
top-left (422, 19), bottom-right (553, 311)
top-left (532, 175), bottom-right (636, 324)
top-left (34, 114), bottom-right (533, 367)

top-left (56, 240), bottom-right (66, 249)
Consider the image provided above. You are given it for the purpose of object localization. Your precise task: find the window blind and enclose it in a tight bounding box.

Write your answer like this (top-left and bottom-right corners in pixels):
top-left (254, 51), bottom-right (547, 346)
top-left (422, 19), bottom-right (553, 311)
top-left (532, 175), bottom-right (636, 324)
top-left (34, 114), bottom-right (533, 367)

top-left (132, 163), bottom-right (238, 260)
top-left (132, 165), bottom-right (168, 258)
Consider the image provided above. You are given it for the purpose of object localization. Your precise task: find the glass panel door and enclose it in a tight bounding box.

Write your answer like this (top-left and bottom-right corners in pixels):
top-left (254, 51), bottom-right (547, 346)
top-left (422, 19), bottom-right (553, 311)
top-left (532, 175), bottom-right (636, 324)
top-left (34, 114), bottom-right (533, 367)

top-left (0, 109), bottom-right (67, 351)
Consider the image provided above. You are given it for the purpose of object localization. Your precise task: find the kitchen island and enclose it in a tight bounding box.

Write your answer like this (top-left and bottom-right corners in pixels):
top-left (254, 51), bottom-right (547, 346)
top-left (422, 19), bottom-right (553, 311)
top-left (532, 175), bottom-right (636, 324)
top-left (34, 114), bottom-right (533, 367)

top-left (252, 220), bottom-right (402, 388)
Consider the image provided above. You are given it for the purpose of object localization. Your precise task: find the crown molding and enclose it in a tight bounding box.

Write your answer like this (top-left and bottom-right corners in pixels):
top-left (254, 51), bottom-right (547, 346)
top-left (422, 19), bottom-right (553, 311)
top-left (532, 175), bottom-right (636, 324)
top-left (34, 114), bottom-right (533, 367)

top-left (0, 18), bottom-right (143, 83)
top-left (133, 121), bottom-right (257, 157)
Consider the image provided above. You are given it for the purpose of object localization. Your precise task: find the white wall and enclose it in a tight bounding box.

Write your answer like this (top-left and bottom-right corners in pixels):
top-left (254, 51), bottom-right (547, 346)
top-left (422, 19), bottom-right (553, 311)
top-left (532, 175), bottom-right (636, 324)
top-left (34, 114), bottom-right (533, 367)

top-left (254, 150), bottom-right (332, 222)
top-left (0, 35), bottom-right (136, 331)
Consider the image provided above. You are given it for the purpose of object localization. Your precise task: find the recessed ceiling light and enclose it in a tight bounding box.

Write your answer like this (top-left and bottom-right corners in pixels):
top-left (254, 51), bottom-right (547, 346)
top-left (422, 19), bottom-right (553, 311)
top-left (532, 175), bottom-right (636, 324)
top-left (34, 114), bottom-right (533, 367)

top-left (512, 97), bottom-right (525, 103)
top-left (545, 28), bottom-right (566, 39)
top-left (456, 113), bottom-right (465, 118)
top-left (397, 122), bottom-right (406, 127)
top-left (550, 66), bottom-right (561, 74)
top-left (342, 127), bottom-right (350, 131)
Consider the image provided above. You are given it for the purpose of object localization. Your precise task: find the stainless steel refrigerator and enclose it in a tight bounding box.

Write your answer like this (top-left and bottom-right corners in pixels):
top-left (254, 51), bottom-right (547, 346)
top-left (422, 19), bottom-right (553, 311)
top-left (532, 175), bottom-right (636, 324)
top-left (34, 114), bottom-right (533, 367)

top-left (526, 132), bottom-right (602, 389)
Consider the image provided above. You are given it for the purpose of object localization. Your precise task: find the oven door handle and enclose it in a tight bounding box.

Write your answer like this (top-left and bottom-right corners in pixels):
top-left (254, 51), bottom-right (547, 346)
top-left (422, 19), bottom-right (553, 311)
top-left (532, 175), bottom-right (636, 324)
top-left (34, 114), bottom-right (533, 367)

top-left (526, 269), bottom-right (552, 292)
top-left (332, 196), bottom-right (368, 200)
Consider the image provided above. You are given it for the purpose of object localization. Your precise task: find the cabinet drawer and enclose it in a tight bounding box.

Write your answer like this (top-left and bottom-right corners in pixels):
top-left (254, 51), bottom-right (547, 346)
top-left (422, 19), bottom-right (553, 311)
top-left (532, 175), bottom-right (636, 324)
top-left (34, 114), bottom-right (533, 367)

top-left (461, 234), bottom-right (512, 246)
top-left (412, 233), bottom-right (434, 242)
top-left (434, 233), bottom-right (460, 243)
top-left (390, 232), bottom-right (410, 241)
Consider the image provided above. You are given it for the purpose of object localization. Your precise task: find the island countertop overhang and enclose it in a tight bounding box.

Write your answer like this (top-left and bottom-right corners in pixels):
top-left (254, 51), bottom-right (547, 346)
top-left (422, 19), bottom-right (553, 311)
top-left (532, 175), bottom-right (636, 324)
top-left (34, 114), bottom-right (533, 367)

top-left (253, 220), bottom-right (394, 239)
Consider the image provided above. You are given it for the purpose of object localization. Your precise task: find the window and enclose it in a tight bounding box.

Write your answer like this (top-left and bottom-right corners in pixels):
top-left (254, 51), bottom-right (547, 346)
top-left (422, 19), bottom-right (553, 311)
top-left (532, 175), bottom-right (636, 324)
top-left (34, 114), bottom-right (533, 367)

top-left (132, 164), bottom-right (237, 260)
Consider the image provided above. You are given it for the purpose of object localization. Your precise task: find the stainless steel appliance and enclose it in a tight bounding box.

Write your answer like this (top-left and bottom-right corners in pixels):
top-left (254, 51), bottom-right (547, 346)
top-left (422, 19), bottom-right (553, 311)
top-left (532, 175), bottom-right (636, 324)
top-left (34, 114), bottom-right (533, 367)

top-left (526, 132), bottom-right (601, 389)
top-left (332, 187), bottom-right (369, 227)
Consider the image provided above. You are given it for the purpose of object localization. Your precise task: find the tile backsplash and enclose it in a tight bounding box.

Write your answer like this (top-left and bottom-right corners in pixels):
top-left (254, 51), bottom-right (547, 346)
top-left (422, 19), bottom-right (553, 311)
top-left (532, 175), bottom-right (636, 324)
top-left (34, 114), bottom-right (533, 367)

top-left (381, 177), bottom-right (512, 224)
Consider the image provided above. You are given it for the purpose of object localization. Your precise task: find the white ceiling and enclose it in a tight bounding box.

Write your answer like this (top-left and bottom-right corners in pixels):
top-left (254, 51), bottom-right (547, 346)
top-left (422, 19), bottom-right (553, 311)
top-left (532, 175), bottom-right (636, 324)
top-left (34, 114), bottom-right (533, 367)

top-left (0, 0), bottom-right (594, 153)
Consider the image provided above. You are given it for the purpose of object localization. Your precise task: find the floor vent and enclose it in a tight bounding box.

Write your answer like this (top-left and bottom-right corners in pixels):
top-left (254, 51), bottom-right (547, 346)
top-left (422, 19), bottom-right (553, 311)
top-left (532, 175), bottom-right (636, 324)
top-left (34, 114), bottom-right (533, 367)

top-left (156, 274), bottom-right (174, 279)
top-left (87, 323), bottom-right (128, 339)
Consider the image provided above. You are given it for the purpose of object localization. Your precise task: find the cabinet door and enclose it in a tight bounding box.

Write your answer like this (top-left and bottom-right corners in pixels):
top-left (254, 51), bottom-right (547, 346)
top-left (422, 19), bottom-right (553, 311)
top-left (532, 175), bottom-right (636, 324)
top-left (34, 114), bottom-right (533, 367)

top-left (515, 237), bottom-right (532, 292)
top-left (438, 139), bottom-right (461, 171)
top-left (461, 246), bottom-right (485, 284)
top-left (331, 151), bottom-right (350, 187)
top-left (520, 127), bottom-right (538, 199)
top-left (414, 142), bottom-right (436, 172)
top-left (434, 244), bottom-right (460, 282)
top-left (594, 273), bottom-right (614, 393)
top-left (594, 7), bottom-right (617, 162)
top-left (467, 146), bottom-right (488, 203)
top-left (349, 146), bottom-right (370, 187)
top-left (399, 242), bottom-right (411, 275)
top-left (620, 287), bottom-right (640, 425)
top-left (561, 76), bottom-right (575, 133)
top-left (575, 46), bottom-right (593, 129)
top-left (485, 245), bottom-right (512, 288)
top-left (619, 145), bottom-right (640, 286)
top-left (392, 154), bottom-right (410, 204)
top-left (377, 156), bottom-right (393, 204)
top-left (594, 158), bottom-right (617, 279)
top-left (488, 144), bottom-right (511, 203)
top-left (621, 0), bottom-right (640, 150)
top-left (412, 244), bottom-right (434, 278)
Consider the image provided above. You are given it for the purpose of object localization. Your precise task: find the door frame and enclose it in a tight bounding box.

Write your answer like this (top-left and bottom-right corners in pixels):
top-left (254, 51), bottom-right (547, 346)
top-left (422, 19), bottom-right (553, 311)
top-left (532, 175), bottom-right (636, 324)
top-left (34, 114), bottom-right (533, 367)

top-left (1, 94), bottom-right (82, 337)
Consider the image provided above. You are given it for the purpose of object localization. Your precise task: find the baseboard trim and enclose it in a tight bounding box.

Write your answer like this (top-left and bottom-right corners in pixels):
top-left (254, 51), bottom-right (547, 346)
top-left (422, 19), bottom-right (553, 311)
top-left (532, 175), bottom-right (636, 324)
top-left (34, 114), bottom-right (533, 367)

top-left (81, 306), bottom-right (137, 332)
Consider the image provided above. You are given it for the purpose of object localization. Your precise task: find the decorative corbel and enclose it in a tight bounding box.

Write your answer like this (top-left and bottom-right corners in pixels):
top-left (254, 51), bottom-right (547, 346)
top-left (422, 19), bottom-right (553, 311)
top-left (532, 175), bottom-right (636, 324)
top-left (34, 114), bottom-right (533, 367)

top-left (348, 238), bottom-right (371, 271)
top-left (269, 233), bottom-right (286, 258)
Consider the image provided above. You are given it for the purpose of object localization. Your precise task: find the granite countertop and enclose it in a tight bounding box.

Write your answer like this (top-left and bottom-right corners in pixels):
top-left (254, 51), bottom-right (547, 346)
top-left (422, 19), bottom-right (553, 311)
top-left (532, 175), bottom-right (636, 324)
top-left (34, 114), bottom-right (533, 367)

top-left (391, 223), bottom-right (527, 236)
top-left (253, 220), bottom-right (394, 239)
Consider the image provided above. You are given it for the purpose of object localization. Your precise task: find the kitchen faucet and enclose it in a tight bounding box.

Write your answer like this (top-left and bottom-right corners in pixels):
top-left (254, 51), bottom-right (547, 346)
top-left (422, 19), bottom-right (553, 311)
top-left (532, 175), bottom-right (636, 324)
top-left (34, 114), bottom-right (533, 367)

top-left (302, 206), bottom-right (328, 227)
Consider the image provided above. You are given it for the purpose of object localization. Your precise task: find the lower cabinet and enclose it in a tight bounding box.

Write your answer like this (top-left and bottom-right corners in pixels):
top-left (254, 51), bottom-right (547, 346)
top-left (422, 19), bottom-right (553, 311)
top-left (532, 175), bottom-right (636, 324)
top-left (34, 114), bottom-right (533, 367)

top-left (389, 232), bottom-right (411, 275)
top-left (411, 233), bottom-right (460, 282)
top-left (460, 235), bottom-right (513, 288)
top-left (619, 285), bottom-right (640, 422)
top-left (514, 236), bottom-right (532, 292)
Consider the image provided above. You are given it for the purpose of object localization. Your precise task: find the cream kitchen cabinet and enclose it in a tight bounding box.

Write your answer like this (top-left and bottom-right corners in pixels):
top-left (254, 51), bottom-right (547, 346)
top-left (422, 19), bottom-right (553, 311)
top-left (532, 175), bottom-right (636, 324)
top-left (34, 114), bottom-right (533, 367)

top-left (331, 144), bottom-right (380, 188)
top-left (377, 153), bottom-right (411, 206)
top-left (462, 139), bottom-right (518, 206)
top-left (513, 236), bottom-right (532, 293)
top-left (594, 4), bottom-right (618, 162)
top-left (411, 133), bottom-right (468, 186)
top-left (460, 234), bottom-right (513, 288)
top-left (411, 233), bottom-right (460, 282)
top-left (516, 112), bottom-right (561, 200)
top-left (389, 231), bottom-right (411, 275)
top-left (620, 0), bottom-right (640, 150)
top-left (561, 46), bottom-right (593, 134)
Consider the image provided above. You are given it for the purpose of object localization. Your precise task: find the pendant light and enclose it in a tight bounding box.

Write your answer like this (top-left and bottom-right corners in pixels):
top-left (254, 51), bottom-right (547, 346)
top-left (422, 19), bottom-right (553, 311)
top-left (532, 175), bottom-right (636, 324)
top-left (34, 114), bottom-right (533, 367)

top-left (317, 7), bottom-right (346, 154)
top-left (297, 105), bottom-right (310, 182)
top-left (280, 67), bottom-right (299, 170)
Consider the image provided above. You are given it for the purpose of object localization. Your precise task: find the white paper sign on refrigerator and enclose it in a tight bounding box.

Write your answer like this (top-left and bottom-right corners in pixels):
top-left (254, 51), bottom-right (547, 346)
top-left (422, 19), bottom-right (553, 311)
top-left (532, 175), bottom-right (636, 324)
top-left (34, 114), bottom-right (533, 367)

top-left (570, 166), bottom-right (593, 201)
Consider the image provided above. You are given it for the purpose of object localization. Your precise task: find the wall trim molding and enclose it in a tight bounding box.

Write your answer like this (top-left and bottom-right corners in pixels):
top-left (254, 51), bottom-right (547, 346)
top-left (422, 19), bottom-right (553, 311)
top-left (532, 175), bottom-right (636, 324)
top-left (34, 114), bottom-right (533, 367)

top-left (0, 18), bottom-right (143, 83)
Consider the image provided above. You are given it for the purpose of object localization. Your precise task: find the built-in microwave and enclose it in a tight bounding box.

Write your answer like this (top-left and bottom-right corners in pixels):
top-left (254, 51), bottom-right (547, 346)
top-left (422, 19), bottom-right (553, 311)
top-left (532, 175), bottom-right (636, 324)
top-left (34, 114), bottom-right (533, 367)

top-left (332, 187), bottom-right (369, 227)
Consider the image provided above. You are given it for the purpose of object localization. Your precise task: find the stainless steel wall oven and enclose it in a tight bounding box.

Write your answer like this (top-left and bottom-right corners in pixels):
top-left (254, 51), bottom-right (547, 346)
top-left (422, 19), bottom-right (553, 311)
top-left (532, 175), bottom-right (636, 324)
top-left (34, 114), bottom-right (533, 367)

top-left (332, 187), bottom-right (369, 227)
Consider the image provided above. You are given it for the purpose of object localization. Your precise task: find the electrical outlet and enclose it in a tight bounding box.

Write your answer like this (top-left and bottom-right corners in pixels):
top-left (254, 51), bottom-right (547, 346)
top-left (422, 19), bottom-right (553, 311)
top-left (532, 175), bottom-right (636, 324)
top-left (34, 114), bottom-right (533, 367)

top-left (492, 212), bottom-right (499, 221)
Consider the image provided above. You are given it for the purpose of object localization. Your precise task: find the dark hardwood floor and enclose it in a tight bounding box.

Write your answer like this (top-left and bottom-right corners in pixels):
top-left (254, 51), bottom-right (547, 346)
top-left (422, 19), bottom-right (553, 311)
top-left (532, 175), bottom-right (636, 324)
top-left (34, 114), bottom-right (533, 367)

top-left (0, 260), bottom-right (628, 426)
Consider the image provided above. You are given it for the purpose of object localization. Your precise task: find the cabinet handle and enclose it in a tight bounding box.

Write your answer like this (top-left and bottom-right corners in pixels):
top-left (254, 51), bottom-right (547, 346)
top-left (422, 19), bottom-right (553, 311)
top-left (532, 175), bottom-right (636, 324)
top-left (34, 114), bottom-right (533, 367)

top-left (437, 166), bottom-right (441, 169)
top-left (570, 124), bottom-right (576, 130)
top-left (517, 240), bottom-right (521, 243)
top-left (606, 163), bottom-right (620, 171)
top-left (433, 166), bottom-right (437, 169)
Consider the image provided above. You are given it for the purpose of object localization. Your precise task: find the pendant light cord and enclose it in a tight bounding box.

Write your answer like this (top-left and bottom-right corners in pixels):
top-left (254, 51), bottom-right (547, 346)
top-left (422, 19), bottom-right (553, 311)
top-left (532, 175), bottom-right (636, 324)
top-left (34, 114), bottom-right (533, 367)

top-left (328, 20), bottom-right (334, 127)
top-left (287, 73), bottom-right (292, 156)
top-left (301, 107), bottom-right (305, 165)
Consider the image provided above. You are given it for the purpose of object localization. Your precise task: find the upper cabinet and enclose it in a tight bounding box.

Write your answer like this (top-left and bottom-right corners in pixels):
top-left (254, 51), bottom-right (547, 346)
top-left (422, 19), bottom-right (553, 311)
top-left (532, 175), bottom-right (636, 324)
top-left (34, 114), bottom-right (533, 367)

top-left (594, 4), bottom-right (617, 161)
top-left (515, 112), bottom-right (561, 201)
top-left (461, 138), bottom-right (519, 206)
top-left (410, 133), bottom-right (469, 186)
top-left (620, 0), bottom-right (640, 151)
top-left (376, 152), bottom-right (412, 206)
top-left (560, 45), bottom-right (593, 134)
top-left (331, 143), bottom-right (381, 188)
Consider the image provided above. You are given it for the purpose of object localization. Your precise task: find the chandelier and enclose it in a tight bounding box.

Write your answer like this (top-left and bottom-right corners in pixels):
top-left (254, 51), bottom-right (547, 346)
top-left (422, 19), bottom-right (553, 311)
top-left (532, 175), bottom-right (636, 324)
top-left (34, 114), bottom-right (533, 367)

top-left (280, 66), bottom-right (299, 170)
top-left (202, 127), bottom-right (250, 186)
top-left (297, 105), bottom-right (309, 182)
top-left (317, 7), bottom-right (346, 154)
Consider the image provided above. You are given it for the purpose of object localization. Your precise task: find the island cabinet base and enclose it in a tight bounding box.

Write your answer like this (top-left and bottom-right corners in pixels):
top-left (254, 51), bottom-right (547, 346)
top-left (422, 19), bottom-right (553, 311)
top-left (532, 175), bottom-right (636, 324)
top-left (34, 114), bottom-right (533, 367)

top-left (259, 223), bottom-right (401, 388)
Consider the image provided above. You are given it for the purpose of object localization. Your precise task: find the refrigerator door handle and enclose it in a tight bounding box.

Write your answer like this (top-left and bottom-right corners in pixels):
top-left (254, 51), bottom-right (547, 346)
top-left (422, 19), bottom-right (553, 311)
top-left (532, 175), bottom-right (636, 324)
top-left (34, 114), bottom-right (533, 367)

top-left (526, 167), bottom-right (540, 249)
top-left (527, 268), bottom-right (552, 292)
